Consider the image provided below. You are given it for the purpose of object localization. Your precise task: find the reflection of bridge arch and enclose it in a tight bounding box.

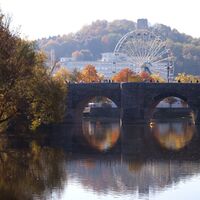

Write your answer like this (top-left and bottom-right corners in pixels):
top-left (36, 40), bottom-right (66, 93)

top-left (82, 118), bottom-right (121, 152)
top-left (152, 121), bottom-right (195, 151)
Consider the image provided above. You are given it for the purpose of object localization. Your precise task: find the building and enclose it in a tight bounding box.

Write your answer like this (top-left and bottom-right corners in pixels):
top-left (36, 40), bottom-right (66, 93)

top-left (59, 53), bottom-right (136, 79)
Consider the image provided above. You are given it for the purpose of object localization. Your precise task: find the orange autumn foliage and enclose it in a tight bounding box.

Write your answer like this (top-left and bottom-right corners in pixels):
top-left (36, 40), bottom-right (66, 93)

top-left (140, 71), bottom-right (165, 82)
top-left (140, 71), bottom-right (152, 82)
top-left (112, 68), bottom-right (142, 82)
top-left (112, 68), bottom-right (165, 83)
top-left (112, 68), bottom-right (134, 82)
top-left (80, 64), bottom-right (102, 83)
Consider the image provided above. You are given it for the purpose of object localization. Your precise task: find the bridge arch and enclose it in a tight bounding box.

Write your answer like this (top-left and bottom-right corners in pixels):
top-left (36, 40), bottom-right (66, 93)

top-left (65, 83), bottom-right (121, 124)
top-left (77, 95), bottom-right (120, 111)
top-left (152, 92), bottom-right (188, 108)
top-left (147, 92), bottom-right (194, 121)
top-left (74, 95), bottom-right (120, 123)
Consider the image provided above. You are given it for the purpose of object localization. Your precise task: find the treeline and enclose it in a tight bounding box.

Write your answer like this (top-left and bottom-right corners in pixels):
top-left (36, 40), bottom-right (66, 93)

top-left (37, 20), bottom-right (135, 61)
top-left (37, 19), bottom-right (200, 75)
top-left (59, 64), bottom-right (200, 83)
top-left (0, 11), bottom-right (67, 132)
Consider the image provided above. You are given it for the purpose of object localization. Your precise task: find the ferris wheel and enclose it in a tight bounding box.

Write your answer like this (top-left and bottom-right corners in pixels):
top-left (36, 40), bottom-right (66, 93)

top-left (114, 29), bottom-right (174, 81)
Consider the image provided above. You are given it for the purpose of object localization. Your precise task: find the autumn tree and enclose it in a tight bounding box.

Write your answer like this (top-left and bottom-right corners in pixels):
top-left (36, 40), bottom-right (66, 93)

top-left (112, 68), bottom-right (166, 83)
top-left (150, 74), bottom-right (165, 83)
top-left (27, 66), bottom-right (67, 130)
top-left (129, 74), bottom-right (143, 82)
top-left (71, 50), bottom-right (82, 61)
top-left (0, 20), bottom-right (37, 127)
top-left (72, 49), bottom-right (94, 61)
top-left (0, 11), bottom-right (66, 131)
top-left (140, 71), bottom-right (152, 82)
top-left (112, 68), bottom-right (142, 82)
top-left (69, 68), bottom-right (82, 83)
top-left (80, 64), bottom-right (102, 83)
top-left (53, 67), bottom-right (70, 83)
top-left (175, 73), bottom-right (200, 83)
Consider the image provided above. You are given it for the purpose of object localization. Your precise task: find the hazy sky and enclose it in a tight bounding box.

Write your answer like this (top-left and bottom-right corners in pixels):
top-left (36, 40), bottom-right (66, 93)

top-left (0, 0), bottom-right (200, 40)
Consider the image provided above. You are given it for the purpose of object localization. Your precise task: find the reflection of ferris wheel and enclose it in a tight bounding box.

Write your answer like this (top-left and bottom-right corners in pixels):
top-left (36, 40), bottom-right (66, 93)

top-left (114, 29), bottom-right (174, 81)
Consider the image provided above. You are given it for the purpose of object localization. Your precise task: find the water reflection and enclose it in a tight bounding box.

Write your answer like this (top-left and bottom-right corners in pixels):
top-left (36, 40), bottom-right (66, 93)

top-left (151, 120), bottom-right (195, 150)
top-left (82, 118), bottom-right (120, 151)
top-left (0, 138), bottom-right (67, 200)
top-left (1, 118), bottom-right (200, 200)
top-left (66, 158), bottom-right (200, 197)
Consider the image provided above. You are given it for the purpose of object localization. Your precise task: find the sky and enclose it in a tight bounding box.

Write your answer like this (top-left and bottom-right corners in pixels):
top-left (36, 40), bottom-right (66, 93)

top-left (0, 0), bottom-right (200, 40)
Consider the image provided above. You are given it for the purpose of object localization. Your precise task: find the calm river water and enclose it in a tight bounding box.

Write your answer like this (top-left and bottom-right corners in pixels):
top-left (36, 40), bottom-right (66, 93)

top-left (1, 117), bottom-right (200, 200)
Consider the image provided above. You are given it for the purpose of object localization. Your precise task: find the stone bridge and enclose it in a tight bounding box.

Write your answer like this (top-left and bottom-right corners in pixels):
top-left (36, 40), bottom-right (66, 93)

top-left (65, 83), bottom-right (200, 124)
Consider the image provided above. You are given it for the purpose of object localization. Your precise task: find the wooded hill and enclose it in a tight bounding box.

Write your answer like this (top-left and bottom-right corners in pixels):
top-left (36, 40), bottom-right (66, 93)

top-left (37, 19), bottom-right (200, 75)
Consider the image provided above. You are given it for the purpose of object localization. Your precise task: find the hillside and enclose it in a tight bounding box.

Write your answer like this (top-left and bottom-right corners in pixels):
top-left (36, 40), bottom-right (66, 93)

top-left (37, 19), bottom-right (200, 75)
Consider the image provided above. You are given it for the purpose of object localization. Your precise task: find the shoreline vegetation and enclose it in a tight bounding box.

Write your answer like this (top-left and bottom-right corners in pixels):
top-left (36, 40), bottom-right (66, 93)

top-left (0, 11), bottom-right (67, 133)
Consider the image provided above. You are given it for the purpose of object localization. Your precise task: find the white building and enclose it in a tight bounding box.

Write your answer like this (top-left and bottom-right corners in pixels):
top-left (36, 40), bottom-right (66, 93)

top-left (59, 52), bottom-right (136, 79)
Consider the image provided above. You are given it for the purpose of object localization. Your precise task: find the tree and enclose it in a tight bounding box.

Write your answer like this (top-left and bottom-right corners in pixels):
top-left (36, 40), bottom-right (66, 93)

top-left (69, 68), bottom-right (82, 83)
top-left (140, 71), bottom-right (152, 82)
top-left (0, 11), bottom-right (67, 131)
top-left (28, 66), bottom-right (67, 130)
top-left (112, 68), bottom-right (141, 82)
top-left (53, 67), bottom-right (70, 83)
top-left (129, 74), bottom-right (143, 82)
top-left (80, 64), bottom-right (102, 82)
top-left (175, 73), bottom-right (200, 83)
top-left (0, 18), bottom-right (38, 127)
top-left (112, 68), bottom-right (166, 83)
top-left (71, 50), bottom-right (83, 61)
top-left (72, 49), bottom-right (94, 61)
top-left (150, 74), bottom-right (165, 83)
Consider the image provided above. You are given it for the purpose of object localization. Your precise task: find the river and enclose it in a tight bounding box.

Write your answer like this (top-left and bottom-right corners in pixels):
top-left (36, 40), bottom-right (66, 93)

top-left (0, 117), bottom-right (200, 199)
